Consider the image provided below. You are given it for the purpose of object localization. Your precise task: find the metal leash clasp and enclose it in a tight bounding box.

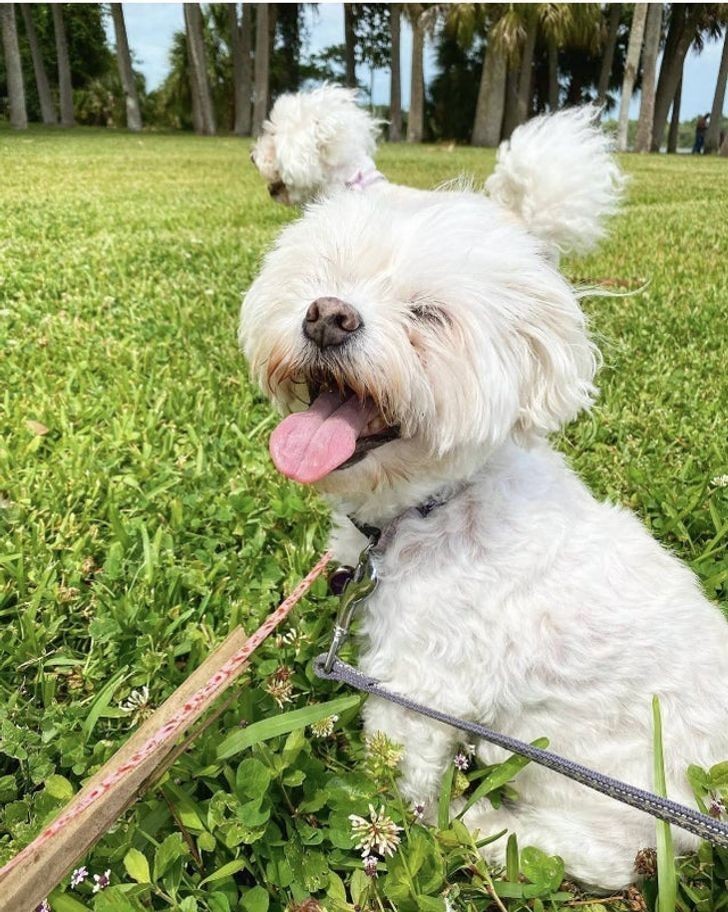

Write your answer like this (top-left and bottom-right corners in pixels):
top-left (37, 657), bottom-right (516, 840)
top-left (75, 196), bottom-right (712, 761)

top-left (323, 542), bottom-right (379, 672)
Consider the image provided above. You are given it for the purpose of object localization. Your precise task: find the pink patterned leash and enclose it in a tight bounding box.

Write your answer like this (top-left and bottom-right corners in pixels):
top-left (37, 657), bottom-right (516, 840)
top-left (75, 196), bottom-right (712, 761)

top-left (0, 551), bottom-right (332, 882)
top-left (345, 167), bottom-right (386, 190)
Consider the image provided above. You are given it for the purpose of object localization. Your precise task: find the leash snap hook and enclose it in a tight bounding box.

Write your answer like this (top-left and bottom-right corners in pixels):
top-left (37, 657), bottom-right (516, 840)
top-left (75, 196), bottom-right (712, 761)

top-left (323, 544), bottom-right (378, 672)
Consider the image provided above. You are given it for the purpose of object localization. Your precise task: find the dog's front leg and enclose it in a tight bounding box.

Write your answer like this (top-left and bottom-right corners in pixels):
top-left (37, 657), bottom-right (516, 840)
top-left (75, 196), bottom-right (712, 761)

top-left (363, 693), bottom-right (458, 809)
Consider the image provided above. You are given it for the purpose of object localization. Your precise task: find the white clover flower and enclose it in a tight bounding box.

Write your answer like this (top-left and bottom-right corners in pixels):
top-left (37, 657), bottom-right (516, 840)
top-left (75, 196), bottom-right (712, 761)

top-left (454, 752), bottom-right (470, 771)
top-left (70, 866), bottom-right (89, 887)
top-left (310, 714), bottom-right (339, 738)
top-left (349, 804), bottom-right (402, 857)
top-left (412, 802), bottom-right (426, 821)
top-left (92, 869), bottom-right (111, 893)
top-left (711, 474), bottom-right (728, 488)
top-left (120, 686), bottom-right (150, 714)
top-left (363, 855), bottom-right (379, 877)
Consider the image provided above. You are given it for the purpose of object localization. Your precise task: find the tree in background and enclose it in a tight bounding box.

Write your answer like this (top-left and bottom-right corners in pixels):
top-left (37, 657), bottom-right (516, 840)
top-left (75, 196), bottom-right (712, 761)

top-left (110, 3), bottom-right (142, 131)
top-left (0, 3), bottom-right (27, 129)
top-left (650, 3), bottom-right (706, 152)
top-left (344, 3), bottom-right (356, 86)
top-left (52, 3), bottom-right (75, 126)
top-left (20, 3), bottom-right (56, 125)
top-left (617, 2), bottom-right (647, 151)
top-left (667, 75), bottom-right (682, 152)
top-left (229, 3), bottom-right (252, 136)
top-left (705, 23), bottom-right (728, 152)
top-left (389, 3), bottom-right (402, 140)
top-left (634, 2), bottom-right (662, 152)
top-left (597, 2), bottom-right (622, 106)
top-left (185, 2), bottom-right (216, 134)
top-left (405, 3), bottom-right (430, 141)
top-left (252, 3), bottom-right (270, 135)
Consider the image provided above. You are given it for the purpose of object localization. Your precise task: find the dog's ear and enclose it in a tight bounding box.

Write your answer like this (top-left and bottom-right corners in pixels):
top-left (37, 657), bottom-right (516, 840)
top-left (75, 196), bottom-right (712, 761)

top-left (511, 282), bottom-right (600, 440)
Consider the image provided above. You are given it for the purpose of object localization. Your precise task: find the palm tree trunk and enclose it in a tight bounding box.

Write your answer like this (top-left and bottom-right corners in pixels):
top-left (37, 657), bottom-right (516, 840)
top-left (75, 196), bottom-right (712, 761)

top-left (239, 4), bottom-right (252, 133)
top-left (407, 10), bottom-right (425, 142)
top-left (720, 132), bottom-right (728, 157)
top-left (650, 3), bottom-right (701, 152)
top-left (667, 75), bottom-right (681, 153)
top-left (597, 2), bottom-right (621, 107)
top-left (110, 4), bottom-right (142, 131)
top-left (616, 3), bottom-right (647, 152)
top-left (252, 3), bottom-right (270, 136)
top-left (516, 19), bottom-right (537, 125)
top-left (1, 4), bottom-right (27, 129)
top-left (472, 41), bottom-right (506, 146)
top-left (501, 62), bottom-right (520, 141)
top-left (389, 4), bottom-right (402, 141)
top-left (344, 3), bottom-right (356, 88)
top-left (229, 3), bottom-right (251, 135)
top-left (184, 3), bottom-right (215, 135)
top-left (705, 31), bottom-right (728, 154)
top-left (633, 3), bottom-right (661, 152)
top-left (52, 3), bottom-right (75, 127)
top-left (20, 4), bottom-right (56, 125)
top-left (547, 40), bottom-right (558, 112)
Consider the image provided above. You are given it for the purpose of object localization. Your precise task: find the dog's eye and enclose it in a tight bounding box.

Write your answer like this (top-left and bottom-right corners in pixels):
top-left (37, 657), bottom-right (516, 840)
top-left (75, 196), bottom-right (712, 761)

top-left (408, 304), bottom-right (450, 326)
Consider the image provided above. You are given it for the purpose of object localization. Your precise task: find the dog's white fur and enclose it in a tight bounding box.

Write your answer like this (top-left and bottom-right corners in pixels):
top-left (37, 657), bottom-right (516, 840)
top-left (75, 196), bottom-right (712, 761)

top-left (251, 85), bottom-right (381, 205)
top-left (240, 109), bottom-right (728, 890)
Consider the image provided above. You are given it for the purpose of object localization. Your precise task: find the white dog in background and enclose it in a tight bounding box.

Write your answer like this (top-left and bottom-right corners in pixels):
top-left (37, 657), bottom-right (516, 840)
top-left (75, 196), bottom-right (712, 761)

top-left (250, 85), bottom-right (383, 205)
top-left (240, 107), bottom-right (728, 890)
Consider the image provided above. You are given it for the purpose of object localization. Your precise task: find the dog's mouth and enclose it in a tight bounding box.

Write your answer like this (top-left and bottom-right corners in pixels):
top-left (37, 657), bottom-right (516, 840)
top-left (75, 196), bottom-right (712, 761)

top-left (269, 376), bottom-right (400, 484)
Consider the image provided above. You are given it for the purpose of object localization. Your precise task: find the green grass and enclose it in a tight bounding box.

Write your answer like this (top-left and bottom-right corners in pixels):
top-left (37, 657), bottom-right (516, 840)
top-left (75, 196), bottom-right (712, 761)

top-left (1, 126), bottom-right (727, 911)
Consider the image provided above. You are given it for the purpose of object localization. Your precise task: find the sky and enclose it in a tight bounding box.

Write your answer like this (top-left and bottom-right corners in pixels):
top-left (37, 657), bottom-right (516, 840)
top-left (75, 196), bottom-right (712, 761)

top-left (108, 2), bottom-right (727, 121)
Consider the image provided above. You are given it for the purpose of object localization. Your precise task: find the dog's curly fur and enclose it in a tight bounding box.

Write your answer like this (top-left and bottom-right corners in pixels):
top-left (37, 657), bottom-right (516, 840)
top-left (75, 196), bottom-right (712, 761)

top-left (240, 107), bottom-right (728, 890)
top-left (250, 85), bottom-right (382, 205)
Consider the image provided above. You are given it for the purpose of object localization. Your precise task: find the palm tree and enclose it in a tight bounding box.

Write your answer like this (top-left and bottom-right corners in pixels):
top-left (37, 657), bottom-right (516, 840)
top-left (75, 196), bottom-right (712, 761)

top-left (597, 3), bottom-right (622, 106)
top-left (110, 4), bottom-right (142, 131)
top-left (705, 27), bottom-right (728, 153)
top-left (634, 3), bottom-right (662, 152)
top-left (650, 3), bottom-right (705, 152)
top-left (0, 4), bottom-right (27, 129)
top-left (472, 35), bottom-right (507, 145)
top-left (617, 3), bottom-right (648, 152)
top-left (389, 3), bottom-right (403, 140)
top-left (52, 3), bottom-right (75, 127)
top-left (184, 3), bottom-right (216, 135)
top-left (252, 3), bottom-right (271, 135)
top-left (229, 3), bottom-right (252, 135)
top-left (344, 4), bottom-right (357, 87)
top-left (667, 75), bottom-right (682, 152)
top-left (20, 4), bottom-right (57, 125)
top-left (406, 4), bottom-right (426, 142)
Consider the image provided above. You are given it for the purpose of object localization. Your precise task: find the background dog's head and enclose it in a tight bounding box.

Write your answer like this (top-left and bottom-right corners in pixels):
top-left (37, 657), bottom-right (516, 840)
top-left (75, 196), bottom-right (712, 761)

top-left (250, 85), bottom-right (381, 205)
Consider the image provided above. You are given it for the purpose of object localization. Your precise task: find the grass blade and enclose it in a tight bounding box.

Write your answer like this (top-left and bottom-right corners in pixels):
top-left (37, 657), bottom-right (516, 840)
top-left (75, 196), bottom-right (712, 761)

top-left (653, 695), bottom-right (677, 912)
top-left (216, 695), bottom-right (361, 759)
top-left (458, 738), bottom-right (549, 817)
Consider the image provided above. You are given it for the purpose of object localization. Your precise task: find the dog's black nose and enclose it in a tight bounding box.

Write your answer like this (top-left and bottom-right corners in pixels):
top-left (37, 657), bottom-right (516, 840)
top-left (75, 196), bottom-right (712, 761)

top-left (303, 297), bottom-right (362, 349)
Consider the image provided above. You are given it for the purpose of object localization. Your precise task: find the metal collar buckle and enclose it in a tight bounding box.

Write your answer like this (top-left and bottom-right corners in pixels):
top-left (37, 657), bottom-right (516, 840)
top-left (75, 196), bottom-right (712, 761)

top-left (323, 542), bottom-right (379, 672)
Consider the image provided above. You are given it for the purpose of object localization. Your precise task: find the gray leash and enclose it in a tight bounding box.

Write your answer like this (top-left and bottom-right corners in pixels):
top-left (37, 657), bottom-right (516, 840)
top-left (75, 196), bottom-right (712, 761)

top-left (313, 654), bottom-right (728, 848)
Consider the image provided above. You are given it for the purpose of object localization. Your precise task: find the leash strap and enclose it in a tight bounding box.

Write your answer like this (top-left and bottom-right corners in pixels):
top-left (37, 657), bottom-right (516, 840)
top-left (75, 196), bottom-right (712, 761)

top-left (314, 655), bottom-right (728, 848)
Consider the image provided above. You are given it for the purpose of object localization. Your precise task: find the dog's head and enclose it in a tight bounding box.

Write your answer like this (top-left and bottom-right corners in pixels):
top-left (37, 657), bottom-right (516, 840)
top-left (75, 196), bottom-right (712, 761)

top-left (240, 188), bottom-right (599, 507)
top-left (250, 85), bottom-right (381, 206)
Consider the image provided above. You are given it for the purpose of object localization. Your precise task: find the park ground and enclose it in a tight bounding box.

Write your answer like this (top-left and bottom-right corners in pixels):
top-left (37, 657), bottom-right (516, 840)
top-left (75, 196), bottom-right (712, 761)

top-left (0, 127), bottom-right (727, 911)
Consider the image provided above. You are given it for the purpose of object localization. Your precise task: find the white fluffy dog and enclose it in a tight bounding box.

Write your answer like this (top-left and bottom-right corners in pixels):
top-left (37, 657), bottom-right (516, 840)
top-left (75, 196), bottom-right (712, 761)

top-left (251, 85), bottom-right (382, 205)
top-left (240, 108), bottom-right (728, 890)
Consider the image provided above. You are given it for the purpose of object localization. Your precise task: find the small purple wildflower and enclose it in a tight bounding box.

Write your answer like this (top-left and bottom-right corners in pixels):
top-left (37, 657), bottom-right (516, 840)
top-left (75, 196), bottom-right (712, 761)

top-left (412, 802), bottom-right (425, 821)
top-left (708, 795), bottom-right (726, 818)
top-left (454, 752), bottom-right (470, 771)
top-left (35, 902), bottom-right (51, 912)
top-left (363, 855), bottom-right (379, 877)
top-left (92, 869), bottom-right (111, 893)
top-left (70, 866), bottom-right (88, 888)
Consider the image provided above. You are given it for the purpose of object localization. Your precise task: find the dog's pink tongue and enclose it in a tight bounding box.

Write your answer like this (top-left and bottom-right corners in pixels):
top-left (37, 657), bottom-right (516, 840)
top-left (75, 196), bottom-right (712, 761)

top-left (270, 391), bottom-right (375, 484)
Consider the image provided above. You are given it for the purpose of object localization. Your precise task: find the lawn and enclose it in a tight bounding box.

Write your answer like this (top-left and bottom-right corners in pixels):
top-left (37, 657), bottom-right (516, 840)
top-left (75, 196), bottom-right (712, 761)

top-left (0, 126), bottom-right (727, 912)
